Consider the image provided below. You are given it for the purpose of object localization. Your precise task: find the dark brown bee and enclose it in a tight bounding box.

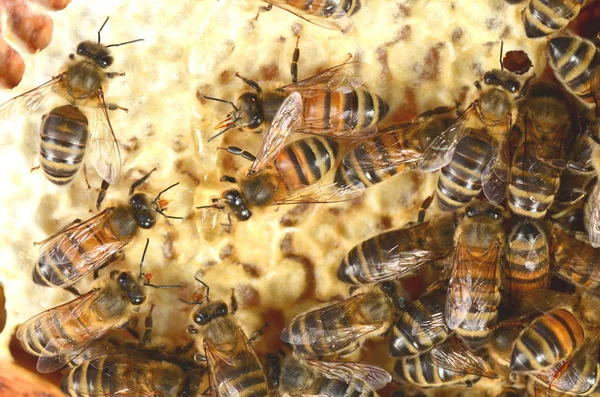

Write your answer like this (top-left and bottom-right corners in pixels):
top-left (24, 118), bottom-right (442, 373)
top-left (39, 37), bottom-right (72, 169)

top-left (265, 352), bottom-right (391, 397)
top-left (17, 240), bottom-right (180, 373)
top-left (0, 17), bottom-right (143, 203)
top-left (260, 0), bottom-right (361, 32)
top-left (33, 169), bottom-right (181, 295)
top-left (338, 212), bottom-right (457, 285)
top-left (281, 281), bottom-right (407, 359)
top-left (522, 0), bottom-right (585, 38)
top-left (389, 283), bottom-right (450, 357)
top-left (393, 341), bottom-right (497, 388)
top-left (445, 201), bottom-right (505, 350)
top-left (185, 279), bottom-right (277, 397)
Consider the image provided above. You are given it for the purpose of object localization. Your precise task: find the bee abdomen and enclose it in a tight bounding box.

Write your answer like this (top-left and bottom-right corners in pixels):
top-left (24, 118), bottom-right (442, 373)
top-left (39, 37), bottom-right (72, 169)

top-left (40, 105), bottom-right (89, 185)
top-left (320, 378), bottom-right (373, 397)
top-left (523, 0), bottom-right (584, 38)
top-left (62, 356), bottom-right (132, 397)
top-left (217, 352), bottom-right (271, 397)
top-left (287, 0), bottom-right (361, 18)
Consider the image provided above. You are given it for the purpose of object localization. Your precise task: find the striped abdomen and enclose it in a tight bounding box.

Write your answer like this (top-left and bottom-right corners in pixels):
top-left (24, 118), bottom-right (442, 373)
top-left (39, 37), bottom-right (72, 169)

top-left (504, 221), bottom-right (550, 308)
top-left (210, 348), bottom-right (271, 397)
top-left (303, 88), bottom-right (388, 133)
top-left (523, 0), bottom-right (584, 38)
top-left (511, 308), bottom-right (585, 371)
top-left (40, 105), bottom-right (89, 185)
top-left (389, 286), bottom-right (449, 357)
top-left (434, 132), bottom-right (493, 212)
top-left (508, 143), bottom-right (563, 219)
top-left (273, 136), bottom-right (339, 193)
top-left (62, 355), bottom-right (140, 397)
top-left (285, 0), bottom-right (361, 17)
top-left (317, 378), bottom-right (374, 397)
top-left (552, 226), bottom-right (600, 291)
top-left (394, 351), bottom-right (481, 388)
top-left (548, 36), bottom-right (600, 106)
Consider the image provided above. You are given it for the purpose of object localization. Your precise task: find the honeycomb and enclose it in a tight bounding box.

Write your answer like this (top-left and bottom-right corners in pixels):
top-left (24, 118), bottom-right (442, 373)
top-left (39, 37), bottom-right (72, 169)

top-left (0, 0), bottom-right (593, 396)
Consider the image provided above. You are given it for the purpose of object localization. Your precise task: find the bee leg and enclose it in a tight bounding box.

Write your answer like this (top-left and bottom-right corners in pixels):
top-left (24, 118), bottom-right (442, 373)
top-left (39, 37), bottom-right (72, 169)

top-left (291, 36), bottom-right (300, 83)
top-left (30, 165), bottom-right (40, 173)
top-left (129, 168), bottom-right (158, 195)
top-left (218, 146), bottom-right (257, 162)
top-left (253, 2), bottom-right (272, 21)
top-left (96, 179), bottom-right (110, 210)
top-left (64, 286), bottom-right (81, 297)
top-left (106, 103), bottom-right (128, 112)
top-left (201, 386), bottom-right (212, 396)
top-left (82, 164), bottom-right (91, 189)
top-left (176, 341), bottom-right (195, 355)
top-left (220, 175), bottom-right (238, 184)
top-left (230, 288), bottom-right (238, 314)
top-left (125, 326), bottom-right (140, 339)
top-left (248, 323), bottom-right (269, 344)
top-left (235, 72), bottom-right (262, 94)
top-left (105, 72), bottom-right (126, 79)
top-left (417, 195), bottom-right (434, 224)
top-left (516, 73), bottom-right (536, 101)
top-left (93, 261), bottom-right (112, 280)
top-left (141, 305), bottom-right (155, 346)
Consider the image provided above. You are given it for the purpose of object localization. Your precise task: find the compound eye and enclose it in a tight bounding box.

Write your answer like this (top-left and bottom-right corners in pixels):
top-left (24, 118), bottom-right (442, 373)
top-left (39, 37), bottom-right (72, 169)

top-left (194, 312), bottom-right (210, 325)
top-left (100, 55), bottom-right (114, 68)
top-left (505, 80), bottom-right (520, 93)
top-left (216, 304), bottom-right (228, 316)
top-left (132, 296), bottom-right (145, 305)
top-left (491, 209), bottom-right (502, 219)
top-left (240, 209), bottom-right (252, 221)
top-left (187, 325), bottom-right (198, 335)
top-left (465, 206), bottom-right (475, 217)
top-left (76, 43), bottom-right (86, 55)
top-left (483, 72), bottom-right (499, 85)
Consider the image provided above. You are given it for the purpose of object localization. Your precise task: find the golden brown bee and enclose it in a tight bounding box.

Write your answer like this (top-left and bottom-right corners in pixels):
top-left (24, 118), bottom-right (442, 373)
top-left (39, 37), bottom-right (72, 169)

top-left (185, 280), bottom-right (277, 397)
top-left (0, 17), bottom-right (143, 201)
top-left (260, 0), bottom-right (361, 32)
top-left (389, 283), bottom-right (450, 357)
top-left (445, 201), bottom-right (505, 350)
top-left (508, 82), bottom-right (571, 220)
top-left (17, 240), bottom-right (179, 373)
top-left (503, 220), bottom-right (550, 309)
top-left (548, 35), bottom-right (600, 108)
top-left (393, 340), bottom-right (497, 388)
top-left (334, 107), bottom-right (456, 190)
top-left (265, 352), bottom-right (391, 397)
top-left (486, 323), bottom-right (526, 381)
top-left (281, 281), bottom-right (408, 359)
top-left (338, 212), bottom-right (457, 285)
top-left (521, 0), bottom-right (585, 38)
top-left (33, 169), bottom-right (181, 295)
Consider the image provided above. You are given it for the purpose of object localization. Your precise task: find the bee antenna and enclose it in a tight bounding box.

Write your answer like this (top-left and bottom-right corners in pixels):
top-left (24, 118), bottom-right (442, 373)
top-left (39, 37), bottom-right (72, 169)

top-left (499, 41), bottom-right (504, 71)
top-left (139, 238), bottom-right (150, 280)
top-left (202, 95), bottom-right (239, 112)
top-left (106, 38), bottom-right (145, 48)
top-left (207, 117), bottom-right (240, 143)
top-left (194, 276), bottom-right (211, 302)
top-left (98, 16), bottom-right (110, 45)
top-left (153, 182), bottom-right (180, 204)
top-left (152, 182), bottom-right (184, 220)
top-left (138, 238), bottom-right (182, 289)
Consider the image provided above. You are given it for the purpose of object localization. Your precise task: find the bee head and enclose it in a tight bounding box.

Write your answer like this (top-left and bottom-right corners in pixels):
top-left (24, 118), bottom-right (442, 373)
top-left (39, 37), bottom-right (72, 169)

top-left (130, 193), bottom-right (158, 229)
top-left (236, 92), bottom-right (264, 129)
top-left (114, 271), bottom-right (147, 306)
top-left (221, 189), bottom-right (252, 221)
top-left (76, 40), bottom-right (114, 68)
top-left (191, 301), bottom-right (229, 326)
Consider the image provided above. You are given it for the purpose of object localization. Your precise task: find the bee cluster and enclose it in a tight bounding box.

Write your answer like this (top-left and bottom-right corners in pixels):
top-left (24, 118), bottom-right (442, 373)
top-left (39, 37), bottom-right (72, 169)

top-left (2, 0), bottom-right (600, 397)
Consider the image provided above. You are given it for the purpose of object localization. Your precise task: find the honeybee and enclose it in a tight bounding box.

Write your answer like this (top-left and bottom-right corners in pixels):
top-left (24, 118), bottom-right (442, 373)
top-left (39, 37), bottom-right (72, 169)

top-left (548, 35), bottom-right (600, 109)
top-left (17, 239), bottom-right (180, 373)
top-left (486, 322), bottom-right (526, 381)
top-left (389, 283), bottom-right (451, 357)
top-left (33, 169), bottom-right (181, 295)
top-left (0, 17), bottom-right (142, 203)
top-left (521, 0), bottom-right (585, 38)
top-left (259, 1), bottom-right (361, 32)
top-left (265, 352), bottom-right (391, 397)
top-left (393, 340), bottom-right (497, 388)
top-left (184, 279), bottom-right (277, 397)
top-left (418, 45), bottom-right (531, 211)
top-left (503, 220), bottom-right (550, 309)
top-left (508, 82), bottom-right (571, 220)
top-left (445, 201), bottom-right (505, 350)
top-left (337, 212), bottom-right (457, 285)
top-left (198, 136), bottom-right (362, 224)
top-left (281, 281), bottom-right (408, 359)
top-left (334, 107), bottom-right (456, 190)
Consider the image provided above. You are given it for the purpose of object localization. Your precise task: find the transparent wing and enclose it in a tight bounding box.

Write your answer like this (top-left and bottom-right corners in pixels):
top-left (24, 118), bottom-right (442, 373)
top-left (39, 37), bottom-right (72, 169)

top-left (89, 94), bottom-right (121, 184)
top-left (248, 92), bottom-right (303, 176)
top-left (591, 65), bottom-right (600, 113)
top-left (553, 226), bottom-right (600, 288)
top-left (430, 342), bottom-right (497, 379)
top-left (588, 183), bottom-right (600, 248)
top-left (0, 75), bottom-right (62, 123)
top-left (264, 1), bottom-right (354, 32)
top-left (405, 286), bottom-right (449, 342)
top-left (273, 179), bottom-right (364, 205)
top-left (307, 360), bottom-right (392, 390)
top-left (35, 208), bottom-right (129, 288)
top-left (281, 62), bottom-right (363, 95)
top-left (518, 289), bottom-right (577, 316)
top-left (417, 117), bottom-right (472, 172)
top-left (445, 239), bottom-right (500, 331)
top-left (481, 138), bottom-right (509, 205)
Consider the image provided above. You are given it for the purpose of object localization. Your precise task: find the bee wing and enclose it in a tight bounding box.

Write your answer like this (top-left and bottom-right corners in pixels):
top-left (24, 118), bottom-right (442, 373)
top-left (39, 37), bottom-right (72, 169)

top-left (0, 75), bottom-right (62, 122)
top-left (518, 289), bottom-right (576, 316)
top-left (417, 118), bottom-right (471, 172)
top-left (307, 360), bottom-right (392, 390)
top-left (281, 295), bottom-right (379, 351)
top-left (264, 1), bottom-right (354, 32)
top-left (273, 178), bottom-right (364, 206)
top-left (591, 65), bottom-right (600, 112)
top-left (89, 93), bottom-right (121, 184)
top-left (281, 62), bottom-right (363, 95)
top-left (588, 183), bottom-right (600, 248)
top-left (248, 92), bottom-right (303, 175)
top-left (429, 341), bottom-right (497, 379)
top-left (481, 138), bottom-right (509, 205)
top-left (35, 208), bottom-right (129, 288)
top-left (445, 239), bottom-right (500, 331)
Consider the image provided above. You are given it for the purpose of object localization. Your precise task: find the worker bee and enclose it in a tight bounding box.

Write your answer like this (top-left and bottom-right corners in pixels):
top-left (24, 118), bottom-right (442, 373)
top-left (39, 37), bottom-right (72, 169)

top-left (508, 82), bottom-right (571, 220)
top-left (389, 283), bottom-right (451, 357)
top-left (548, 35), bottom-right (600, 108)
top-left (445, 200), bottom-right (505, 350)
top-left (393, 340), bottom-right (497, 388)
top-left (418, 44), bottom-right (531, 211)
top-left (33, 169), bottom-right (181, 295)
top-left (521, 0), bottom-right (585, 38)
top-left (280, 281), bottom-right (408, 359)
top-left (503, 220), bottom-right (550, 309)
top-left (0, 17), bottom-right (143, 203)
top-left (337, 211), bottom-right (457, 285)
top-left (486, 322), bottom-right (526, 381)
top-left (259, 1), bottom-right (361, 32)
top-left (198, 136), bottom-right (362, 224)
top-left (334, 107), bottom-right (456, 190)
top-left (184, 279), bottom-right (277, 397)
top-left (265, 352), bottom-right (391, 397)
top-left (17, 239), bottom-right (180, 373)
